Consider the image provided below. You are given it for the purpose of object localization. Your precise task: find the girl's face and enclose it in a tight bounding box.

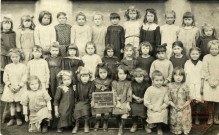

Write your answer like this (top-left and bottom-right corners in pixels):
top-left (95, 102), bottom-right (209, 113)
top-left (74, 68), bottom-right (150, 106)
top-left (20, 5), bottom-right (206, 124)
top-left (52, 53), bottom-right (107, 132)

top-left (93, 15), bottom-right (102, 26)
top-left (165, 13), bottom-right (175, 25)
top-left (173, 45), bottom-right (183, 56)
top-left (99, 68), bottom-right (108, 80)
top-left (81, 74), bottom-right (90, 83)
top-left (157, 52), bottom-right (166, 60)
top-left (10, 53), bottom-right (20, 64)
top-left (50, 47), bottom-right (59, 57)
top-left (77, 15), bottom-right (86, 26)
top-left (23, 20), bottom-right (31, 28)
top-left (183, 18), bottom-right (193, 26)
top-left (135, 75), bottom-right (144, 83)
top-left (210, 45), bottom-right (219, 56)
top-left (129, 11), bottom-right (137, 20)
top-left (173, 72), bottom-right (184, 83)
top-left (204, 28), bottom-right (213, 37)
top-left (107, 49), bottom-right (114, 57)
top-left (111, 18), bottom-right (119, 25)
top-left (2, 22), bottom-right (12, 31)
top-left (118, 69), bottom-right (127, 81)
top-left (58, 15), bottom-right (67, 25)
top-left (42, 15), bottom-right (51, 25)
top-left (190, 50), bottom-right (200, 60)
top-left (62, 75), bottom-right (72, 86)
top-left (86, 45), bottom-right (95, 55)
top-left (29, 80), bottom-right (40, 91)
top-left (32, 50), bottom-right (42, 59)
top-left (68, 49), bottom-right (77, 56)
top-left (152, 76), bottom-right (164, 88)
top-left (125, 47), bottom-right (133, 57)
top-left (141, 46), bottom-right (150, 55)
top-left (146, 12), bottom-right (155, 23)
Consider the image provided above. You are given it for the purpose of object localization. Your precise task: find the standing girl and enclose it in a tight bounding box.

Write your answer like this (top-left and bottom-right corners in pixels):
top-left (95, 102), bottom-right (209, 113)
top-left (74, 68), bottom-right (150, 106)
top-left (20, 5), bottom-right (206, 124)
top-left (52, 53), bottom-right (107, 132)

top-left (72, 67), bottom-right (95, 133)
top-left (202, 40), bottom-right (219, 124)
top-left (196, 23), bottom-right (218, 60)
top-left (105, 13), bottom-right (125, 60)
top-left (170, 41), bottom-right (188, 68)
top-left (168, 67), bottom-right (192, 135)
top-left (91, 63), bottom-right (113, 131)
top-left (54, 70), bottom-right (75, 132)
top-left (178, 11), bottom-right (200, 57)
top-left (130, 68), bottom-right (150, 133)
top-left (140, 8), bottom-right (161, 56)
top-left (112, 65), bottom-right (132, 135)
top-left (82, 42), bottom-right (102, 80)
top-left (27, 45), bottom-right (50, 89)
top-left (16, 15), bottom-right (35, 63)
top-left (1, 48), bottom-right (27, 126)
top-left (71, 12), bottom-right (91, 57)
top-left (34, 11), bottom-right (56, 57)
top-left (21, 76), bottom-right (52, 133)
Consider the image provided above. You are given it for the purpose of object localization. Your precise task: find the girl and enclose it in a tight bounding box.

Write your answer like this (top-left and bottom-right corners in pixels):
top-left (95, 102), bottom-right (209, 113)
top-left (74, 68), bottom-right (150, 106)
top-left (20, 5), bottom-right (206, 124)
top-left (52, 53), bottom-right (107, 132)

top-left (91, 63), bottom-right (113, 131)
top-left (160, 10), bottom-right (180, 59)
top-left (54, 70), bottom-right (75, 132)
top-left (196, 23), bottom-right (218, 60)
top-left (16, 15), bottom-right (35, 63)
top-left (105, 13), bottom-right (125, 60)
top-left (27, 45), bottom-right (50, 89)
top-left (21, 76), bottom-right (52, 133)
top-left (140, 8), bottom-right (161, 57)
top-left (202, 40), bottom-right (219, 124)
top-left (124, 6), bottom-right (141, 55)
top-left (92, 12), bottom-right (107, 57)
top-left (168, 67), bottom-right (192, 135)
top-left (102, 45), bottom-right (120, 80)
top-left (178, 11), bottom-right (200, 57)
top-left (121, 44), bottom-right (138, 74)
top-left (82, 42), bottom-right (102, 80)
top-left (170, 41), bottom-right (188, 68)
top-left (184, 47), bottom-right (203, 125)
top-left (130, 68), bottom-right (150, 133)
top-left (1, 48), bottom-right (27, 126)
top-left (55, 12), bottom-right (72, 57)
top-left (150, 44), bottom-right (173, 86)
top-left (34, 10), bottom-right (56, 57)
top-left (71, 12), bottom-right (91, 57)
top-left (144, 70), bottom-right (169, 135)
top-left (112, 65), bottom-right (132, 135)
top-left (72, 67), bottom-right (95, 133)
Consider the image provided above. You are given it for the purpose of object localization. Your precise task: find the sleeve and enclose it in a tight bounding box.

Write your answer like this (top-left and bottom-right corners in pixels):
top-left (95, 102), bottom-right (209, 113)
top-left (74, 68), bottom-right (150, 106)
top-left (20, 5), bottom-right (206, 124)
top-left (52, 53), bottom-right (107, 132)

top-left (167, 61), bottom-right (174, 81)
top-left (50, 26), bottom-right (56, 43)
top-left (196, 37), bottom-right (201, 48)
top-left (155, 26), bottom-right (161, 46)
top-left (149, 61), bottom-right (155, 79)
top-left (195, 28), bottom-right (200, 46)
top-left (120, 27), bottom-right (125, 50)
top-left (71, 26), bottom-right (76, 44)
top-left (20, 91), bottom-right (29, 106)
top-left (16, 30), bottom-right (21, 49)
top-left (168, 85), bottom-right (173, 102)
top-left (144, 88), bottom-right (152, 109)
top-left (105, 27), bottom-right (110, 45)
top-left (44, 61), bottom-right (50, 87)
top-left (34, 27), bottom-right (40, 46)
top-left (75, 84), bottom-right (79, 102)
top-left (53, 87), bottom-right (62, 106)
top-left (26, 61), bottom-right (31, 77)
top-left (202, 56), bottom-right (210, 80)
top-left (127, 82), bottom-right (132, 102)
top-left (87, 25), bottom-right (92, 42)
top-left (97, 55), bottom-right (102, 64)
top-left (89, 81), bottom-right (95, 101)
top-left (19, 65), bottom-right (28, 87)
top-left (42, 90), bottom-right (52, 102)
top-left (161, 89), bottom-right (169, 108)
top-left (139, 26), bottom-right (143, 43)
top-left (3, 65), bottom-right (11, 86)
top-left (112, 81), bottom-right (118, 100)
top-left (185, 84), bottom-right (191, 101)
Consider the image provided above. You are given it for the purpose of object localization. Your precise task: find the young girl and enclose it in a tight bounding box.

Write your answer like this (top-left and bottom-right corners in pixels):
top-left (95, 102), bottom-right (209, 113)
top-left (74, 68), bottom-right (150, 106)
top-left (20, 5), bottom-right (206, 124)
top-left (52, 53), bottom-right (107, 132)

top-left (105, 13), bottom-right (125, 60)
top-left (160, 10), bottom-right (180, 59)
top-left (178, 11), bottom-right (200, 57)
top-left (91, 63), bottom-right (113, 131)
top-left (202, 40), bottom-right (219, 124)
top-left (55, 12), bottom-right (72, 57)
top-left (140, 8), bottom-right (161, 57)
top-left (196, 23), bottom-right (218, 60)
top-left (102, 45), bottom-right (120, 80)
top-left (124, 6), bottom-right (141, 55)
top-left (130, 68), bottom-right (150, 133)
top-left (54, 70), bottom-right (75, 132)
top-left (92, 12), bottom-right (107, 57)
top-left (144, 70), bottom-right (169, 135)
top-left (16, 15), bottom-right (35, 63)
top-left (21, 76), bottom-right (52, 133)
top-left (27, 45), bottom-right (50, 89)
top-left (71, 12), bottom-right (91, 57)
top-left (168, 67), bottom-right (192, 135)
top-left (150, 44), bottom-right (173, 85)
top-left (170, 41), bottom-right (188, 68)
top-left (72, 67), bottom-right (95, 133)
top-left (112, 65), bottom-right (132, 135)
top-left (34, 11), bottom-right (56, 57)
top-left (82, 42), bottom-right (102, 80)
top-left (1, 48), bottom-right (27, 126)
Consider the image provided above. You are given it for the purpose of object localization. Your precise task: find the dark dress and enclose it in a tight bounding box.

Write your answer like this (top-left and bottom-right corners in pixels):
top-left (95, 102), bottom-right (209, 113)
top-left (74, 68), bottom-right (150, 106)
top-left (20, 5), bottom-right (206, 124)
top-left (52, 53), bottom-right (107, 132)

top-left (121, 58), bottom-right (138, 74)
top-left (137, 56), bottom-right (155, 75)
top-left (54, 85), bottom-right (75, 128)
top-left (196, 36), bottom-right (217, 60)
top-left (170, 55), bottom-right (188, 68)
top-left (91, 78), bottom-right (113, 115)
top-left (130, 80), bottom-right (150, 117)
top-left (74, 81), bottom-right (95, 119)
top-left (105, 25), bottom-right (125, 60)
top-left (102, 56), bottom-right (119, 79)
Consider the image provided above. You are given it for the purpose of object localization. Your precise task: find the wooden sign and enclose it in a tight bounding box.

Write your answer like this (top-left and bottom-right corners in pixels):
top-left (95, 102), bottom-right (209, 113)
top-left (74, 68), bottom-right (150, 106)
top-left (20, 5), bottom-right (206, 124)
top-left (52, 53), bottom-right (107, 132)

top-left (92, 92), bottom-right (115, 108)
